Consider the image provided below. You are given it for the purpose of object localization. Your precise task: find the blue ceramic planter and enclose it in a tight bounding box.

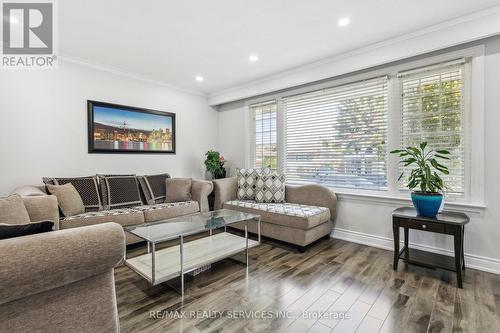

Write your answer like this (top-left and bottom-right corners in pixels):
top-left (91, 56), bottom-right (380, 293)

top-left (411, 192), bottom-right (443, 218)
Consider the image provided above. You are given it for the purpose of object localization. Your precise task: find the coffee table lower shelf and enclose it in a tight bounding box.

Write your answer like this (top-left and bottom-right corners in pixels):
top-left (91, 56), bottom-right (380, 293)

top-left (125, 232), bottom-right (259, 286)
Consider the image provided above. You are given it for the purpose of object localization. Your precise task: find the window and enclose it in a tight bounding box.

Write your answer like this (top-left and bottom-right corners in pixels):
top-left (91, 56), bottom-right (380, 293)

top-left (398, 60), bottom-right (466, 195)
top-left (246, 56), bottom-right (473, 200)
top-left (283, 77), bottom-right (388, 190)
top-left (250, 100), bottom-right (278, 170)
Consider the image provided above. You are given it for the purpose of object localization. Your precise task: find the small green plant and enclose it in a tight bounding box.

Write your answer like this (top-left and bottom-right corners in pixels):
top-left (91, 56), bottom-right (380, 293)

top-left (204, 150), bottom-right (225, 179)
top-left (390, 142), bottom-right (450, 193)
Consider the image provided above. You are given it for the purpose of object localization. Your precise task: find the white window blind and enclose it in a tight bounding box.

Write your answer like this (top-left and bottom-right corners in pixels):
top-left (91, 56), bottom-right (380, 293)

top-left (283, 77), bottom-right (388, 190)
top-left (398, 59), bottom-right (467, 194)
top-left (250, 100), bottom-right (278, 170)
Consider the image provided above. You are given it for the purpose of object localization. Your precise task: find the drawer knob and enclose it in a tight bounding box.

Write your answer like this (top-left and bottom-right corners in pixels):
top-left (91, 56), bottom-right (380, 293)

top-left (422, 225), bottom-right (427, 229)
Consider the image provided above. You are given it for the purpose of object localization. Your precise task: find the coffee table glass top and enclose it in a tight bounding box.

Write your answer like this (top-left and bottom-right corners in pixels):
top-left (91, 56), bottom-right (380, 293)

top-left (124, 209), bottom-right (260, 243)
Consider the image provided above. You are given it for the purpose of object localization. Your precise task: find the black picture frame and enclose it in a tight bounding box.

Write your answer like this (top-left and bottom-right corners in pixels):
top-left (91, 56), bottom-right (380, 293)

top-left (87, 100), bottom-right (176, 154)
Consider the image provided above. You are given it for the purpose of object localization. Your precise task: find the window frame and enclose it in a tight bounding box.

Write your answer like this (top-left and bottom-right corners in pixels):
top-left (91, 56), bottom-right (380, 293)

top-left (248, 100), bottom-right (278, 171)
top-left (244, 45), bottom-right (485, 206)
top-left (394, 59), bottom-right (470, 199)
top-left (282, 76), bottom-right (390, 191)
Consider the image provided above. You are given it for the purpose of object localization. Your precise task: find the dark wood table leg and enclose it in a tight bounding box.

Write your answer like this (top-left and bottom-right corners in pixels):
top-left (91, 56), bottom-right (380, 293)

top-left (393, 219), bottom-right (399, 271)
top-left (454, 227), bottom-right (463, 288)
top-left (404, 227), bottom-right (409, 258)
top-left (462, 226), bottom-right (465, 270)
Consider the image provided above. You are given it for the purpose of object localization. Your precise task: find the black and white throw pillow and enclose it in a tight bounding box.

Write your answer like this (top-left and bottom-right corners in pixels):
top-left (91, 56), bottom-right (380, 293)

top-left (43, 176), bottom-right (102, 212)
top-left (98, 175), bottom-right (142, 210)
top-left (255, 173), bottom-right (286, 203)
top-left (138, 173), bottom-right (171, 204)
top-left (237, 168), bottom-right (271, 200)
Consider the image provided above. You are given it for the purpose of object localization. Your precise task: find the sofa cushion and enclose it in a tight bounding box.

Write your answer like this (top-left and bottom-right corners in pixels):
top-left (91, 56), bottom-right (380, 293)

top-left (165, 178), bottom-right (192, 203)
top-left (237, 168), bottom-right (271, 200)
top-left (0, 194), bottom-right (31, 225)
top-left (255, 173), bottom-right (286, 203)
top-left (138, 174), bottom-right (171, 204)
top-left (132, 201), bottom-right (199, 222)
top-left (46, 183), bottom-right (85, 217)
top-left (43, 176), bottom-right (102, 212)
top-left (60, 208), bottom-right (144, 229)
top-left (223, 200), bottom-right (330, 230)
top-left (98, 175), bottom-right (142, 210)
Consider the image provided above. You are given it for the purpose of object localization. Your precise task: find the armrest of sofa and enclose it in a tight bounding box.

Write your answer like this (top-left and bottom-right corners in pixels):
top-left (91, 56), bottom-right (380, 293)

top-left (285, 184), bottom-right (337, 221)
top-left (12, 186), bottom-right (60, 230)
top-left (213, 177), bottom-right (238, 210)
top-left (0, 222), bottom-right (125, 306)
top-left (191, 179), bottom-right (213, 212)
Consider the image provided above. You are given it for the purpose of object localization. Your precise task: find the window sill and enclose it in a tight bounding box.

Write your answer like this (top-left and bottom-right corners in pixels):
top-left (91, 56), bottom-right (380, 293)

top-left (333, 190), bottom-right (486, 215)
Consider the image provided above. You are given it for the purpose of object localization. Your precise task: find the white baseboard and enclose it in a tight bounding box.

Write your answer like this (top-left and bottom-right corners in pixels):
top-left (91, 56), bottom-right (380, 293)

top-left (330, 227), bottom-right (500, 275)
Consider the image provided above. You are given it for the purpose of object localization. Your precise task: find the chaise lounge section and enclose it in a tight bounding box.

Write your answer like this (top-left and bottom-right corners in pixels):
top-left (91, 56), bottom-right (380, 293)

top-left (213, 177), bottom-right (336, 251)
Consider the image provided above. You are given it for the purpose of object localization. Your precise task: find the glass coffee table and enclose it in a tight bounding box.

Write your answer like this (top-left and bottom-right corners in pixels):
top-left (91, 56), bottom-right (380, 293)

top-left (123, 209), bottom-right (261, 296)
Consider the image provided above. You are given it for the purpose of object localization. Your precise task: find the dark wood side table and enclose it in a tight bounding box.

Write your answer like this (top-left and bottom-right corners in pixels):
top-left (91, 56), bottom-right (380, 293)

top-left (392, 207), bottom-right (470, 288)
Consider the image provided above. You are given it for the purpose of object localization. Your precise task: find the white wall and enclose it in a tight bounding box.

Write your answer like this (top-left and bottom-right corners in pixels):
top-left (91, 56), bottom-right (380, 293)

top-left (218, 101), bottom-right (246, 176)
top-left (0, 61), bottom-right (219, 195)
top-left (217, 36), bottom-right (500, 274)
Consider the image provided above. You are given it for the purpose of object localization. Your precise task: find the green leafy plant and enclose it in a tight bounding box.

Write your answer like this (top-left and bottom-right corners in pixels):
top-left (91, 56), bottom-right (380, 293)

top-left (390, 142), bottom-right (450, 193)
top-left (204, 150), bottom-right (225, 178)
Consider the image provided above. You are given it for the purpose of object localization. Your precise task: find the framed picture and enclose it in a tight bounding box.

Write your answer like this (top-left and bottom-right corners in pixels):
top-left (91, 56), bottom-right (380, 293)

top-left (87, 100), bottom-right (176, 154)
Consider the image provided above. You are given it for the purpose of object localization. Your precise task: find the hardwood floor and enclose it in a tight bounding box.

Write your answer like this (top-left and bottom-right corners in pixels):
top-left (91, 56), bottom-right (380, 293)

top-left (115, 236), bottom-right (500, 333)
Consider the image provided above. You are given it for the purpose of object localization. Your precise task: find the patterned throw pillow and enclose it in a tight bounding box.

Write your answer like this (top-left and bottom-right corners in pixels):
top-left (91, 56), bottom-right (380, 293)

top-left (138, 173), bottom-right (171, 204)
top-left (43, 176), bottom-right (102, 212)
top-left (98, 175), bottom-right (142, 210)
top-left (237, 168), bottom-right (271, 200)
top-left (255, 173), bottom-right (286, 203)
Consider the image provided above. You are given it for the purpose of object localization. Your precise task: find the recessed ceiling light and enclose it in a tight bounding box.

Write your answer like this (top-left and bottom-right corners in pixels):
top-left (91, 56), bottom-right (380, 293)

top-left (249, 54), bottom-right (259, 62)
top-left (195, 75), bottom-right (204, 82)
top-left (338, 17), bottom-right (350, 27)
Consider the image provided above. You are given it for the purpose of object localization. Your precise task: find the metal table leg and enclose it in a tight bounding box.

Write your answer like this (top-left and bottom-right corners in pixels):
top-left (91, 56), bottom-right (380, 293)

top-left (151, 242), bottom-right (156, 285)
top-left (179, 235), bottom-right (184, 297)
top-left (245, 221), bottom-right (249, 266)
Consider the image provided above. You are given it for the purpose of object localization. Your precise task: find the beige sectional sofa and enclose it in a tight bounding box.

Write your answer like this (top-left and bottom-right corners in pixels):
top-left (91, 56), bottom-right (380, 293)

top-left (0, 222), bottom-right (125, 332)
top-left (14, 177), bottom-right (213, 244)
top-left (213, 177), bottom-right (336, 250)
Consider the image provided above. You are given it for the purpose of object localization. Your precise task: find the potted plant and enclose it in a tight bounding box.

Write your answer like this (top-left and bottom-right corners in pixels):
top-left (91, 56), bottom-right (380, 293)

top-left (390, 142), bottom-right (450, 218)
top-left (204, 150), bottom-right (226, 179)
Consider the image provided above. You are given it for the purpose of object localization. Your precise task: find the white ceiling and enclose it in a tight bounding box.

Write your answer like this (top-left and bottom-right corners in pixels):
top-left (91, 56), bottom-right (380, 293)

top-left (60, 0), bottom-right (500, 94)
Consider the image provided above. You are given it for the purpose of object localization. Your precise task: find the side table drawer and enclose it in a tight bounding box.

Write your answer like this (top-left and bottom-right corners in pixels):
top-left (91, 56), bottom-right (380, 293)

top-left (398, 219), bottom-right (444, 233)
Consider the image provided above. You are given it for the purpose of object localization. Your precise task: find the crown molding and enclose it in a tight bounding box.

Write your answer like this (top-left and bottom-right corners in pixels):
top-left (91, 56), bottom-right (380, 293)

top-left (58, 54), bottom-right (208, 98)
top-left (208, 5), bottom-right (500, 106)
